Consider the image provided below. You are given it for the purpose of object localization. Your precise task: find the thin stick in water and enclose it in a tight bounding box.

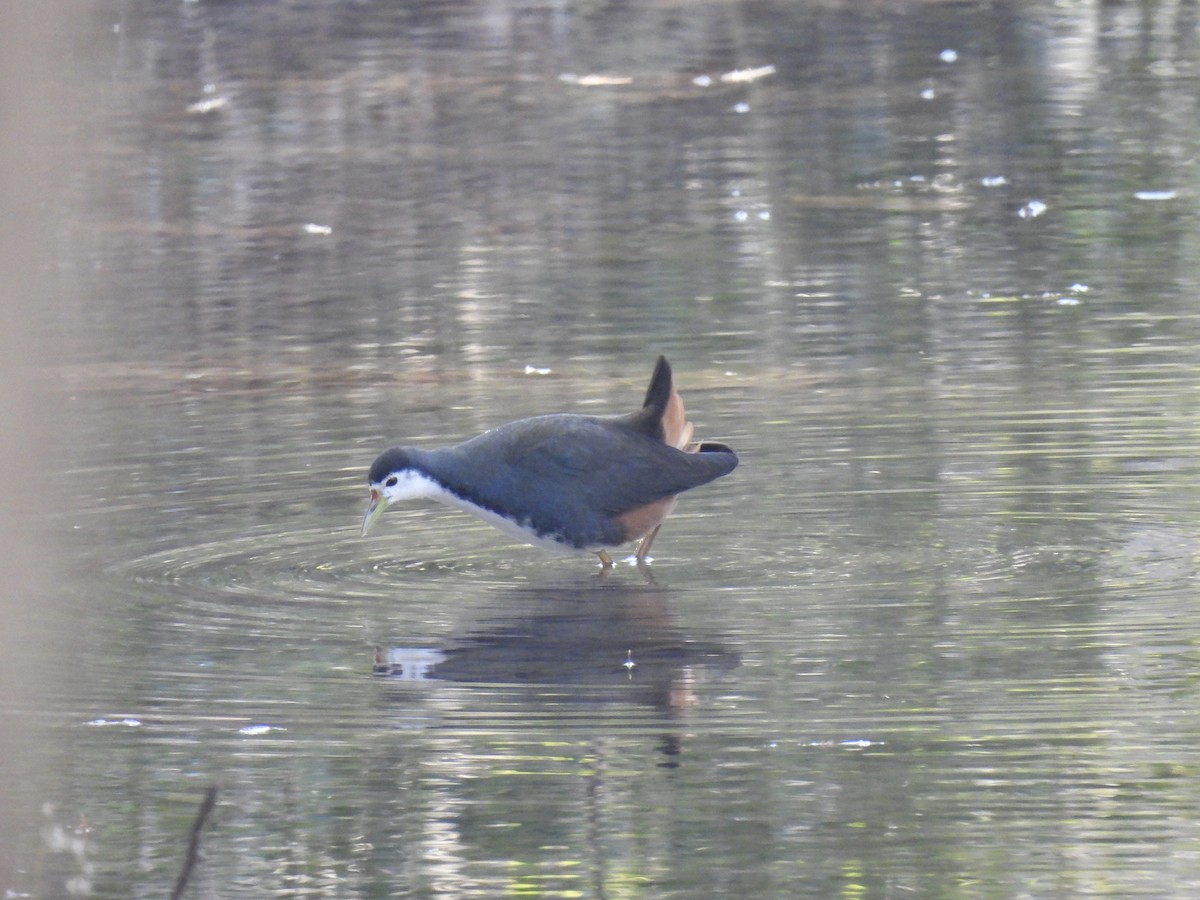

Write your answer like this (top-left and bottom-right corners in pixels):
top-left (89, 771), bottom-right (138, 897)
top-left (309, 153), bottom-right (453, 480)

top-left (170, 785), bottom-right (218, 900)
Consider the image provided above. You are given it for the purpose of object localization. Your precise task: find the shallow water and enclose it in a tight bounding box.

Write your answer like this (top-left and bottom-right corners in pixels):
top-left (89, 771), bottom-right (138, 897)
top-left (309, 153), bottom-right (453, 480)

top-left (17, 0), bottom-right (1200, 897)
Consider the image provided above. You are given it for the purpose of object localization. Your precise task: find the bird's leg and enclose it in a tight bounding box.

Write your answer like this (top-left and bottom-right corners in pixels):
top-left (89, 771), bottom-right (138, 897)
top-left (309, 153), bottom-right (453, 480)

top-left (635, 525), bottom-right (662, 563)
top-left (596, 549), bottom-right (614, 569)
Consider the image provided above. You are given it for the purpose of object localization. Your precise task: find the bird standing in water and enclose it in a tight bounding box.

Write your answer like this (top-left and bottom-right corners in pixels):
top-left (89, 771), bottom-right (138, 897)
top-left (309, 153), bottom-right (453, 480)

top-left (361, 356), bottom-right (738, 566)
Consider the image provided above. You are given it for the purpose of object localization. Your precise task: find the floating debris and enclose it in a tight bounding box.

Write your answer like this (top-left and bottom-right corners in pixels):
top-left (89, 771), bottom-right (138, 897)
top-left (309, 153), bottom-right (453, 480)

top-left (1017, 199), bottom-right (1047, 219)
top-left (86, 717), bottom-right (141, 727)
top-left (186, 95), bottom-right (228, 115)
top-left (939, 48), bottom-right (959, 63)
top-left (237, 724), bottom-right (285, 736)
top-left (524, 365), bottom-right (552, 375)
top-left (302, 223), bottom-right (333, 236)
top-left (720, 64), bottom-right (776, 84)
top-left (560, 73), bottom-right (633, 87)
top-left (980, 175), bottom-right (1008, 187)
top-left (1054, 284), bottom-right (1089, 306)
top-left (1134, 189), bottom-right (1177, 201)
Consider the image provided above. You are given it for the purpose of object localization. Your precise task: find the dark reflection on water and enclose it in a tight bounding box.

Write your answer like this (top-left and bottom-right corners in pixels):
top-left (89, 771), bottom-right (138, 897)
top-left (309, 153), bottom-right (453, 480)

top-left (23, 0), bottom-right (1200, 897)
top-left (374, 579), bottom-right (739, 718)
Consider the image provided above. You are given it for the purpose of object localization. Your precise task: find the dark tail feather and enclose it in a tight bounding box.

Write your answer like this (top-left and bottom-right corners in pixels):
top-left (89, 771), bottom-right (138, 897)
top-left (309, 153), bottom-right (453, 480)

top-left (620, 355), bottom-right (673, 440)
top-left (642, 355), bottom-right (672, 417)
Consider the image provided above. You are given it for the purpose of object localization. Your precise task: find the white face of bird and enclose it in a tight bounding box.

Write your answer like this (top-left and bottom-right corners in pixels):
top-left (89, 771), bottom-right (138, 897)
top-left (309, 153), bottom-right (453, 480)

top-left (361, 469), bottom-right (442, 536)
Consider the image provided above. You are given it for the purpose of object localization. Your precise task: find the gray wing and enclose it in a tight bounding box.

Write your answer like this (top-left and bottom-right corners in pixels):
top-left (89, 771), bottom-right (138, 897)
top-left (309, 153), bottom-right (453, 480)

top-left (432, 414), bottom-right (736, 547)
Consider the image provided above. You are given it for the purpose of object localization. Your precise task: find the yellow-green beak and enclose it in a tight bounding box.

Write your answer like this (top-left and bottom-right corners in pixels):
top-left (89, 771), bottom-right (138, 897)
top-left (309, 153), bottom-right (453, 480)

top-left (361, 489), bottom-right (389, 536)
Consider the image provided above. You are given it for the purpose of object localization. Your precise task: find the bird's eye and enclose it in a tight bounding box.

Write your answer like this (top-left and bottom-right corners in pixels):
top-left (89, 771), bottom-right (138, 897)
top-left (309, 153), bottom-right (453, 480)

top-left (385, 475), bottom-right (398, 487)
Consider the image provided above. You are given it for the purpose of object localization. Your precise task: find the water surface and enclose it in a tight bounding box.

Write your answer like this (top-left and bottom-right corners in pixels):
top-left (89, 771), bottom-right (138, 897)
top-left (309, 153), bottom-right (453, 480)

top-left (19, 0), bottom-right (1200, 896)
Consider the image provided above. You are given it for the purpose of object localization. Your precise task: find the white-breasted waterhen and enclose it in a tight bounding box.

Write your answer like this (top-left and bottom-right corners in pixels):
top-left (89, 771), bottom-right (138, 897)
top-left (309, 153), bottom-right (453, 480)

top-left (361, 356), bottom-right (738, 566)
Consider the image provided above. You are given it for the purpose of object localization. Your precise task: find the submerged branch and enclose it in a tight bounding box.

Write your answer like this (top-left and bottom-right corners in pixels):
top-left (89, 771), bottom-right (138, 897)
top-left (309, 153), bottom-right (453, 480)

top-left (170, 785), bottom-right (218, 900)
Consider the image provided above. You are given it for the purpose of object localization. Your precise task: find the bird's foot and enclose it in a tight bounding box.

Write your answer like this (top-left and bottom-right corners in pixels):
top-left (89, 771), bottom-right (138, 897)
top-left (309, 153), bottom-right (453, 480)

top-left (634, 525), bottom-right (661, 564)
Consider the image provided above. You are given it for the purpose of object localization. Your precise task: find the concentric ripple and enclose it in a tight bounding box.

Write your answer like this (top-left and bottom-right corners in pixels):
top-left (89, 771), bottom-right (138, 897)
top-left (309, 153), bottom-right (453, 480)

top-left (108, 523), bottom-right (550, 601)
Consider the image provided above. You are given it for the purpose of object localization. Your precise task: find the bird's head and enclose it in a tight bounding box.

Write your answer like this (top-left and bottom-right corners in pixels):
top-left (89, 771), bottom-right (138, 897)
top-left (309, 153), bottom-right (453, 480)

top-left (361, 447), bottom-right (431, 536)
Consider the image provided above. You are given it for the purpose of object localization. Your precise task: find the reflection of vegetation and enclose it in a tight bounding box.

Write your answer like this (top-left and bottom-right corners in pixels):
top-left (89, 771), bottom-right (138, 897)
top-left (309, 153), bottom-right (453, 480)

top-left (39, 805), bottom-right (94, 897)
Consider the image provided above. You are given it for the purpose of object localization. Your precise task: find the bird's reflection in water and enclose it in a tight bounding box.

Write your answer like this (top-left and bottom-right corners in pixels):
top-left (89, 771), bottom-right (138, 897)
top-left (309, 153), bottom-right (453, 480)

top-left (374, 576), bottom-right (739, 761)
